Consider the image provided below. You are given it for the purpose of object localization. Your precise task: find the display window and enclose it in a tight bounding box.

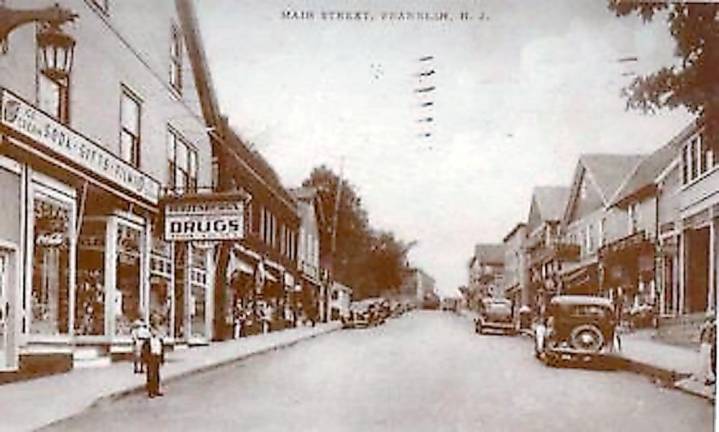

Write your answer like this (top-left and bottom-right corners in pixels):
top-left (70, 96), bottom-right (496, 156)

top-left (29, 186), bottom-right (74, 336)
top-left (75, 219), bottom-right (106, 335)
top-left (114, 222), bottom-right (142, 336)
top-left (150, 234), bottom-right (172, 336)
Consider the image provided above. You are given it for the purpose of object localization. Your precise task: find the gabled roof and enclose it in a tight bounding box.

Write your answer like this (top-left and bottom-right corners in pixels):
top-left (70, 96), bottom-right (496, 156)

top-left (611, 121), bottom-right (701, 207)
top-left (562, 153), bottom-right (644, 226)
top-left (473, 244), bottom-right (505, 265)
top-left (290, 186), bottom-right (326, 226)
top-left (580, 154), bottom-right (644, 204)
top-left (532, 186), bottom-right (570, 222)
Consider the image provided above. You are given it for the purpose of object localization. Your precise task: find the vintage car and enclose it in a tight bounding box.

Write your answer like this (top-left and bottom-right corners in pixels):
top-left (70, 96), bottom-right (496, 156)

top-left (343, 299), bottom-right (385, 328)
top-left (534, 295), bottom-right (618, 366)
top-left (475, 298), bottom-right (515, 335)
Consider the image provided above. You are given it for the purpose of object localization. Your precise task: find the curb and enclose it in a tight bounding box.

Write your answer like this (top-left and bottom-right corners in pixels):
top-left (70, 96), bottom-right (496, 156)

top-left (610, 354), bottom-right (714, 402)
top-left (40, 325), bottom-right (341, 430)
top-left (99, 325), bottom-right (341, 404)
top-left (674, 379), bottom-right (716, 403)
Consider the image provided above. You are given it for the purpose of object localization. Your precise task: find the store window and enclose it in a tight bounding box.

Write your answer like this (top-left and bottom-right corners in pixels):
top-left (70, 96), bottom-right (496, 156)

top-left (30, 193), bottom-right (71, 335)
top-left (120, 88), bottom-right (141, 167)
top-left (114, 222), bottom-right (142, 336)
top-left (76, 220), bottom-right (106, 335)
top-left (170, 24), bottom-right (183, 93)
top-left (150, 233), bottom-right (172, 336)
top-left (190, 245), bottom-right (207, 339)
top-left (38, 72), bottom-right (69, 124)
top-left (168, 129), bottom-right (198, 193)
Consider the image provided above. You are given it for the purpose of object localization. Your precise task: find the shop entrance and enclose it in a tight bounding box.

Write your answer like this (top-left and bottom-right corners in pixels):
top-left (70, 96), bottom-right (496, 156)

top-left (686, 227), bottom-right (710, 313)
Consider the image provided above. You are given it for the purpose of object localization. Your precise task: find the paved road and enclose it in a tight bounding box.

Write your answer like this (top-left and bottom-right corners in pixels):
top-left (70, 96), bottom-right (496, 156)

top-left (43, 311), bottom-right (714, 432)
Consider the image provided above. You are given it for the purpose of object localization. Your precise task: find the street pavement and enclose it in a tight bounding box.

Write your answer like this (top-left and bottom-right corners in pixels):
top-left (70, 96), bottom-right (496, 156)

top-left (42, 311), bottom-right (714, 432)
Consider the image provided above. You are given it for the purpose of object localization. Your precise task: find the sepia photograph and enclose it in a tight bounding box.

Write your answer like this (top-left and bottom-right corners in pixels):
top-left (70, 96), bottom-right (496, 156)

top-left (0, 0), bottom-right (717, 430)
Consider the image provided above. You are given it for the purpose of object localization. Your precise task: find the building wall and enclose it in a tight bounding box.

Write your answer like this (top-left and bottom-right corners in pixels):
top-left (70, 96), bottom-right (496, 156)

top-left (0, 0), bottom-right (212, 188)
top-left (503, 226), bottom-right (526, 297)
top-left (0, 0), bottom-right (218, 362)
top-left (296, 199), bottom-right (320, 271)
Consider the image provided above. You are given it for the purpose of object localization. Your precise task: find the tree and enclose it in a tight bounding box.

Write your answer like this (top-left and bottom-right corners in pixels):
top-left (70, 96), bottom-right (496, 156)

top-left (301, 165), bottom-right (413, 299)
top-left (608, 1), bottom-right (719, 140)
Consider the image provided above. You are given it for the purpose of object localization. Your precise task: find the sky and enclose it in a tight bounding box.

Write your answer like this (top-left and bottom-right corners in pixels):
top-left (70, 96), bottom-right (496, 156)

top-left (195, 0), bottom-right (694, 297)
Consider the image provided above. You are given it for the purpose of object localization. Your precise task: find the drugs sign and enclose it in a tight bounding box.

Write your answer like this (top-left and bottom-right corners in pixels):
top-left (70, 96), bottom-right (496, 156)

top-left (164, 198), bottom-right (244, 241)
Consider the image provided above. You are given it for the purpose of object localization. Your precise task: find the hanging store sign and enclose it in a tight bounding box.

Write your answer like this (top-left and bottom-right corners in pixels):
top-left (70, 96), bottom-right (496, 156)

top-left (0, 88), bottom-right (160, 204)
top-left (164, 198), bottom-right (244, 241)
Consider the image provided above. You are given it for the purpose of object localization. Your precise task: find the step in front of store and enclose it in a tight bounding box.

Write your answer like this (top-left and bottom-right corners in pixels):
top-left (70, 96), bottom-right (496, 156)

top-left (1, 344), bottom-right (73, 385)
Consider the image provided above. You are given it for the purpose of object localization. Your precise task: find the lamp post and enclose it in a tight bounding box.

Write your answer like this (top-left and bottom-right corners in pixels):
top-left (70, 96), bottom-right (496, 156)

top-left (1, 3), bottom-right (77, 79)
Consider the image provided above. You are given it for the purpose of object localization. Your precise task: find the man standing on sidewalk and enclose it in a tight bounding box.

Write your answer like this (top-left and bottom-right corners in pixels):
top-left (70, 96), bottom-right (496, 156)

top-left (143, 326), bottom-right (165, 398)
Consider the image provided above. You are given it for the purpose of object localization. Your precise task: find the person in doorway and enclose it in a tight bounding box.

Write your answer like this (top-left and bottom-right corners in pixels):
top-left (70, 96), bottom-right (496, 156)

top-left (698, 312), bottom-right (716, 386)
top-left (143, 324), bottom-right (165, 398)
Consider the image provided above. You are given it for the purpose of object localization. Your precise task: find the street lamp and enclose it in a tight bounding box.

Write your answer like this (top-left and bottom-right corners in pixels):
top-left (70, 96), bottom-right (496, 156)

top-left (1, 3), bottom-right (77, 79)
top-left (36, 21), bottom-right (75, 80)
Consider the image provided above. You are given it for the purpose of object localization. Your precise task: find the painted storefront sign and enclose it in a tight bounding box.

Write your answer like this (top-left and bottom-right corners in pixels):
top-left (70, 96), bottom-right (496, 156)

top-left (0, 89), bottom-right (160, 204)
top-left (165, 199), bottom-right (244, 241)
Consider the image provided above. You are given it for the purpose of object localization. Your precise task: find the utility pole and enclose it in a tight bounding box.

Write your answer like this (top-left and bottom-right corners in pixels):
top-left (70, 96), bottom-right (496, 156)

top-left (324, 157), bottom-right (344, 322)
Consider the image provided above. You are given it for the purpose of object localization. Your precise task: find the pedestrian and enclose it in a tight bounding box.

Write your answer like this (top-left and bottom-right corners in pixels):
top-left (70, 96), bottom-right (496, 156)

top-left (698, 312), bottom-right (716, 386)
top-left (143, 324), bottom-right (165, 398)
top-left (261, 302), bottom-right (272, 334)
top-left (130, 319), bottom-right (150, 374)
top-left (233, 301), bottom-right (242, 339)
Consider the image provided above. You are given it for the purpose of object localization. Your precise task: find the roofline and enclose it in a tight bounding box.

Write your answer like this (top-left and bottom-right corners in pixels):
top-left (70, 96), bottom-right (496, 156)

top-left (177, 0), bottom-right (297, 214)
top-left (502, 222), bottom-right (526, 243)
top-left (605, 156), bottom-right (644, 207)
top-left (609, 120), bottom-right (701, 208)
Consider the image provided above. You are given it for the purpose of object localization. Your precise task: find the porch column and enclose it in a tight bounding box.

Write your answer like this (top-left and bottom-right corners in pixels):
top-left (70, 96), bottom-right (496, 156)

top-left (169, 242), bottom-right (176, 340)
top-left (142, 219), bottom-right (152, 323)
top-left (205, 246), bottom-right (215, 341)
top-left (709, 215), bottom-right (717, 312)
top-left (104, 217), bottom-right (118, 337)
top-left (678, 229), bottom-right (686, 316)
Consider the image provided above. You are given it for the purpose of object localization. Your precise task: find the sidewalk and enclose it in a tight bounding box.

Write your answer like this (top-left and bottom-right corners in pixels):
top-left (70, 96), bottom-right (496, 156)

top-left (0, 322), bottom-right (341, 432)
top-left (617, 329), bottom-right (715, 402)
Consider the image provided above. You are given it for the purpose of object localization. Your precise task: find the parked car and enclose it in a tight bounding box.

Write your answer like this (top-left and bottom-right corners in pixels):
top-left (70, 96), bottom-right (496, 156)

top-left (343, 302), bottom-right (372, 328)
top-left (534, 295), bottom-right (618, 366)
top-left (475, 298), bottom-right (515, 335)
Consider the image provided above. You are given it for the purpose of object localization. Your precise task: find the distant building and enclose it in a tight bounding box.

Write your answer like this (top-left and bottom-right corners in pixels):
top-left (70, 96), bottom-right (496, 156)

top-left (329, 282), bottom-right (352, 320)
top-left (401, 268), bottom-right (436, 305)
top-left (525, 186), bottom-right (571, 316)
top-left (503, 223), bottom-right (527, 317)
top-left (291, 187), bottom-right (326, 321)
top-left (466, 244), bottom-right (505, 310)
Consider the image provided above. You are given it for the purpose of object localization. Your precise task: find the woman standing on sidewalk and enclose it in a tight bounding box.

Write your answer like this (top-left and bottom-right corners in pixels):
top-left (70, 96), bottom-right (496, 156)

top-left (698, 312), bottom-right (716, 385)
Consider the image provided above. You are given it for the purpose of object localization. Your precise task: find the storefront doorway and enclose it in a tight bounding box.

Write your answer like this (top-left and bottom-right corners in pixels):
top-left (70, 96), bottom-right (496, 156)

top-left (686, 227), bottom-right (710, 313)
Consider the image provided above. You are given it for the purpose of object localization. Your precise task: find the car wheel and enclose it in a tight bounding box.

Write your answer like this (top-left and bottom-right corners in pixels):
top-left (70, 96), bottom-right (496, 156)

top-left (569, 324), bottom-right (604, 352)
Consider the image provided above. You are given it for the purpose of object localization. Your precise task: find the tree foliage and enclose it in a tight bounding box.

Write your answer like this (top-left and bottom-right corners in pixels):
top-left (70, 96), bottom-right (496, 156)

top-left (608, 1), bottom-right (719, 139)
top-left (301, 165), bottom-right (413, 299)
